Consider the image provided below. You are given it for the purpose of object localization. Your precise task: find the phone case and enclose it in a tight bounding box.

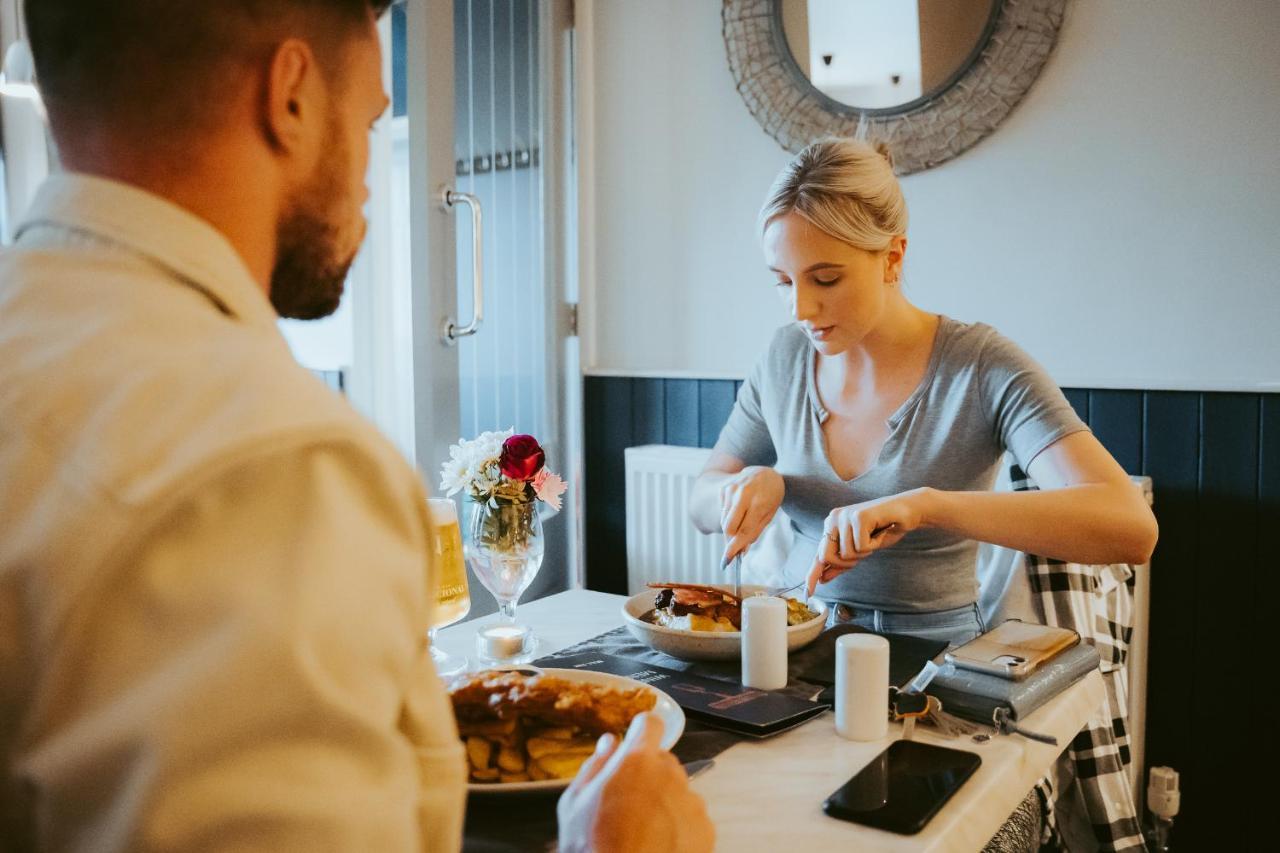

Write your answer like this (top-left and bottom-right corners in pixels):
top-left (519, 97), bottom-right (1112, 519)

top-left (943, 619), bottom-right (1079, 680)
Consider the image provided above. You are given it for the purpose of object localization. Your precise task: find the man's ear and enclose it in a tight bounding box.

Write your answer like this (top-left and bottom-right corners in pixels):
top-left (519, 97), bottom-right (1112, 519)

top-left (263, 38), bottom-right (320, 154)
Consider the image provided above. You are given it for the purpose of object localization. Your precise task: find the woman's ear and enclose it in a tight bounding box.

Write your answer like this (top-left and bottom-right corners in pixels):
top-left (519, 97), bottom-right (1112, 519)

top-left (885, 235), bottom-right (907, 284)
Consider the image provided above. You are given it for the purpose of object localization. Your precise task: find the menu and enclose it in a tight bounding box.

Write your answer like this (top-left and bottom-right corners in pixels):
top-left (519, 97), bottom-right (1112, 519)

top-left (540, 651), bottom-right (830, 738)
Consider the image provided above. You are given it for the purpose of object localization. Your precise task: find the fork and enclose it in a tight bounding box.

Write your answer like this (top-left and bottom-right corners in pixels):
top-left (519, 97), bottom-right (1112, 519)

top-left (761, 580), bottom-right (806, 599)
top-left (720, 550), bottom-right (805, 600)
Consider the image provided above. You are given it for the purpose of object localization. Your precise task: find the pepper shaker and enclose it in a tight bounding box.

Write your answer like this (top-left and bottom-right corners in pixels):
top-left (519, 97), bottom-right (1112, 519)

top-left (836, 634), bottom-right (889, 741)
top-left (741, 596), bottom-right (788, 690)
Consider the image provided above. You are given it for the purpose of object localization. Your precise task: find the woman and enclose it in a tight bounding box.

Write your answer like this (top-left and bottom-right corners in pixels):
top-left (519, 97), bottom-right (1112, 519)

top-left (690, 138), bottom-right (1157, 646)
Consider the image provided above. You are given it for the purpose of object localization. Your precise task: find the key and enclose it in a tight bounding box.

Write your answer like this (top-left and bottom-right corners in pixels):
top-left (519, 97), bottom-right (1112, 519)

top-left (890, 688), bottom-right (929, 742)
top-left (922, 695), bottom-right (980, 738)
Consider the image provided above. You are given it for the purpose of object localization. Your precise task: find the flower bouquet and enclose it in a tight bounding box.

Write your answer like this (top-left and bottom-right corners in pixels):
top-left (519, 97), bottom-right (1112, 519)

top-left (439, 430), bottom-right (567, 660)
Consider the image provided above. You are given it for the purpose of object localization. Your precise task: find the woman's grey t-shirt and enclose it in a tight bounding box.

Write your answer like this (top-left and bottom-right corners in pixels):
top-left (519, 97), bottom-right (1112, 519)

top-left (714, 317), bottom-right (1088, 613)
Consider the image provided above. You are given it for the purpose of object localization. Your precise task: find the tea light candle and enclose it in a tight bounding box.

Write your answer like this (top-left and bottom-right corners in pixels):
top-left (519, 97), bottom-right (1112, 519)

top-left (477, 624), bottom-right (531, 660)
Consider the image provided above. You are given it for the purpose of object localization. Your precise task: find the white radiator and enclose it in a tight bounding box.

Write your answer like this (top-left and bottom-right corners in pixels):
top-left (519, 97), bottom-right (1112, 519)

top-left (624, 445), bottom-right (726, 594)
top-left (624, 445), bottom-right (793, 594)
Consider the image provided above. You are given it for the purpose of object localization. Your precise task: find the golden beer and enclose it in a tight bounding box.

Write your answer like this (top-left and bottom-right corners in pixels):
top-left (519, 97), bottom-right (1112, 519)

top-left (427, 498), bottom-right (471, 629)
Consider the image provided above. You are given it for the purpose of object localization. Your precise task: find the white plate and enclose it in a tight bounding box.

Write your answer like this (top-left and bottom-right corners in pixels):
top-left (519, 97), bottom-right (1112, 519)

top-left (621, 584), bottom-right (828, 662)
top-left (464, 667), bottom-right (685, 795)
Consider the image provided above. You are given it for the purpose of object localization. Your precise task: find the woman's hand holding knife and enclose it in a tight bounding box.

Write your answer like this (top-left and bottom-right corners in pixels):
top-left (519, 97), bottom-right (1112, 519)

top-left (718, 466), bottom-right (785, 568)
top-left (805, 488), bottom-right (933, 596)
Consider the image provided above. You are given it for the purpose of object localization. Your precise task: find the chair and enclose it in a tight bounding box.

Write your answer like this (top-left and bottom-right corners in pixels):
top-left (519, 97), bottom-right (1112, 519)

top-left (978, 463), bottom-right (1147, 852)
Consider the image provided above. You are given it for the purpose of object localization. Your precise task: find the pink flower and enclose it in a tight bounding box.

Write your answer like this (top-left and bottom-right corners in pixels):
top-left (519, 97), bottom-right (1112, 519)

top-left (532, 468), bottom-right (567, 512)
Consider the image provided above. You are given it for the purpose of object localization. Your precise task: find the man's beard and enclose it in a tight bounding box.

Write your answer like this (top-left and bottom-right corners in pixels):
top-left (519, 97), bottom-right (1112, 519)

top-left (269, 139), bottom-right (360, 320)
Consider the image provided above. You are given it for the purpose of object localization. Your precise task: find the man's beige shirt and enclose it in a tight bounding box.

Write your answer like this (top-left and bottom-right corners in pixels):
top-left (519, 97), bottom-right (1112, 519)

top-left (0, 175), bottom-right (466, 850)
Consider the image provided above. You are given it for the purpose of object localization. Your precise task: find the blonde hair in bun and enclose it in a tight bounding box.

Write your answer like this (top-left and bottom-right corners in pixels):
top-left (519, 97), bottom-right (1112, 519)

top-left (759, 137), bottom-right (907, 252)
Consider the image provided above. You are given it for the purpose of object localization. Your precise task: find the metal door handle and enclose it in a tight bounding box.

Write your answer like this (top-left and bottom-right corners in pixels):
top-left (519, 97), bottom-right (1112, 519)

top-left (441, 188), bottom-right (482, 343)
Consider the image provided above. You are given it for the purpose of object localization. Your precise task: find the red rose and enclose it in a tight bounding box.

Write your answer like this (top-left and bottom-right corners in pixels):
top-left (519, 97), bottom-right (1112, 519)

top-left (499, 434), bottom-right (545, 481)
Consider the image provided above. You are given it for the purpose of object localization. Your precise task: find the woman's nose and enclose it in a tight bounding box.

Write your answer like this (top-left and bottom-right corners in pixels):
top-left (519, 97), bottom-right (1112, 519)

top-left (792, 285), bottom-right (819, 323)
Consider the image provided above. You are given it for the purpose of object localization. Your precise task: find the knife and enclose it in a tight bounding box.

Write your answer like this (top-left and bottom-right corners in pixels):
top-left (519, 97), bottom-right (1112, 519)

top-left (682, 759), bottom-right (715, 780)
top-left (719, 549), bottom-right (743, 600)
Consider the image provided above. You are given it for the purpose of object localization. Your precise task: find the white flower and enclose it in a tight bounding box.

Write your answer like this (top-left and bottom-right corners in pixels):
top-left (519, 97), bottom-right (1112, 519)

top-left (438, 455), bottom-right (471, 497)
top-left (438, 428), bottom-right (516, 499)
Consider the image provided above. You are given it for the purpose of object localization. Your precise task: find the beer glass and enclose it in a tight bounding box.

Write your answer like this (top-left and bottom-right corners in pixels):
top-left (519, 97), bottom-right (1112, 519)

top-left (427, 498), bottom-right (470, 677)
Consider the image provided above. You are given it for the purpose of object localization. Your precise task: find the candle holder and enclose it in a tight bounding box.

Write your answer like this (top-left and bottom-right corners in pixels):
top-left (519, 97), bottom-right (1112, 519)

top-left (476, 622), bottom-right (535, 663)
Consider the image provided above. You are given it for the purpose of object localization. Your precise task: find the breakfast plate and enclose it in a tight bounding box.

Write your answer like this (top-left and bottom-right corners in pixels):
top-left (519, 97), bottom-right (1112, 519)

top-left (453, 667), bottom-right (685, 795)
top-left (621, 584), bottom-right (827, 662)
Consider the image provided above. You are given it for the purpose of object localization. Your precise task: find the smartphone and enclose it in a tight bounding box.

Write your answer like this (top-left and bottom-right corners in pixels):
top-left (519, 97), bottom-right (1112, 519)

top-left (944, 619), bottom-right (1079, 680)
top-left (822, 740), bottom-right (981, 835)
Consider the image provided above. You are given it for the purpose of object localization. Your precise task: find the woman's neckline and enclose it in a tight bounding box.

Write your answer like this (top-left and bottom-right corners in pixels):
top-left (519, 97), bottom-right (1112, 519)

top-left (805, 314), bottom-right (952, 482)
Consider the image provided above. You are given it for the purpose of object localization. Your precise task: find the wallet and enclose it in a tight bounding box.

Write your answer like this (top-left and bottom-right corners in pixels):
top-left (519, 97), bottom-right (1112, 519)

top-left (926, 641), bottom-right (1101, 724)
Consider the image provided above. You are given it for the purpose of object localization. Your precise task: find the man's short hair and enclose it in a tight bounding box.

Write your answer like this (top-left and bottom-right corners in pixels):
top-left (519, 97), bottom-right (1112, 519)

top-left (26, 1), bottom-right (392, 140)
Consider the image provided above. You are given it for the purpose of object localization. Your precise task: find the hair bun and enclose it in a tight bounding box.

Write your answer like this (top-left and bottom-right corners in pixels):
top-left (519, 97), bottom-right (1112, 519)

top-left (872, 140), bottom-right (895, 171)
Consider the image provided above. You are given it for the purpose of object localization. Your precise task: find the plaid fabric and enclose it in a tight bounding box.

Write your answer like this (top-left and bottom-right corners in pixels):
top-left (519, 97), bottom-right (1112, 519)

top-left (1006, 464), bottom-right (1148, 853)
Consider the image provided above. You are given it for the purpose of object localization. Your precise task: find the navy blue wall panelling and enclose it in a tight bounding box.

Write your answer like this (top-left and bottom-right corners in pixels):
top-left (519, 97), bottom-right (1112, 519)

top-left (631, 379), bottom-right (665, 446)
top-left (1063, 387), bottom-right (1090, 423)
top-left (1191, 395), bottom-right (1258, 845)
top-left (698, 381), bottom-right (736, 449)
top-left (1139, 391), bottom-right (1199, 819)
top-left (584, 378), bottom-right (633, 594)
top-left (1257, 397), bottom-right (1280, 829)
top-left (664, 380), bottom-right (700, 447)
top-left (1089, 390), bottom-right (1143, 474)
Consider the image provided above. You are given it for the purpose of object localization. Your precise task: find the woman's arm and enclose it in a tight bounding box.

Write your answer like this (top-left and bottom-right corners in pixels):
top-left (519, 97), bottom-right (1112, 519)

top-left (689, 450), bottom-right (785, 562)
top-left (689, 451), bottom-right (742, 535)
top-left (807, 432), bottom-right (1158, 594)
top-left (930, 431), bottom-right (1158, 566)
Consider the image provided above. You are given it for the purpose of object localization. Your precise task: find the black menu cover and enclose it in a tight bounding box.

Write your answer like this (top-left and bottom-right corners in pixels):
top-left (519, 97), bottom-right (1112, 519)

top-left (538, 651), bottom-right (830, 738)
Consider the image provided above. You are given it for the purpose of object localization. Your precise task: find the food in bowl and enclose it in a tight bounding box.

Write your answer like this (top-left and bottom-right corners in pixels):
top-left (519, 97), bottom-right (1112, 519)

top-left (448, 669), bottom-right (656, 784)
top-left (643, 582), bottom-right (818, 632)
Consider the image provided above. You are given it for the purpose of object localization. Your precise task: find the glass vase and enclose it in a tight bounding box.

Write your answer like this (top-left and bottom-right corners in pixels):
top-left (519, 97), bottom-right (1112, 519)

top-left (465, 499), bottom-right (544, 661)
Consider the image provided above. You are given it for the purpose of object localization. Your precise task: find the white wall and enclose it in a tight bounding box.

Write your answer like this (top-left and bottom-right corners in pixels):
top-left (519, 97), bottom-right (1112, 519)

top-left (583, 0), bottom-right (1280, 391)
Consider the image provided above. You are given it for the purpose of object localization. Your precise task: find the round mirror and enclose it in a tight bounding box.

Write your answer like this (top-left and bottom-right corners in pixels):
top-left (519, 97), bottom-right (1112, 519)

top-left (723, 0), bottom-right (1066, 174)
top-left (779, 0), bottom-right (1000, 113)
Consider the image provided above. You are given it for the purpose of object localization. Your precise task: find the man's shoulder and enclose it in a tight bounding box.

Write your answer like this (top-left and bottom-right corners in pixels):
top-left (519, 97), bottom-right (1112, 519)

top-left (112, 332), bottom-right (415, 510)
top-left (0, 247), bottom-right (417, 514)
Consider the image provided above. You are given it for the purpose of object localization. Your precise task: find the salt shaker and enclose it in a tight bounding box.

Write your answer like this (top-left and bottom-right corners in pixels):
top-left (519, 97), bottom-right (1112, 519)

top-left (741, 596), bottom-right (788, 690)
top-left (835, 634), bottom-right (889, 741)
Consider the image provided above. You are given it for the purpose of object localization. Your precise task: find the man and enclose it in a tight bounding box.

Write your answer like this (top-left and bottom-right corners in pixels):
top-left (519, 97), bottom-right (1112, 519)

top-left (0, 2), bottom-right (713, 850)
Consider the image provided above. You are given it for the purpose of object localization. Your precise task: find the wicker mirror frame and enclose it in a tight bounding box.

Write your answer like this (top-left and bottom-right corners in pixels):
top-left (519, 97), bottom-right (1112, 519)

top-left (723, 0), bottom-right (1067, 175)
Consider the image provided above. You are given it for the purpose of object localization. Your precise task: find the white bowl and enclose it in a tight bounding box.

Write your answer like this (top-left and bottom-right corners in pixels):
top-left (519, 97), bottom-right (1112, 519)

top-left (464, 667), bottom-right (684, 795)
top-left (621, 585), bottom-right (827, 662)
